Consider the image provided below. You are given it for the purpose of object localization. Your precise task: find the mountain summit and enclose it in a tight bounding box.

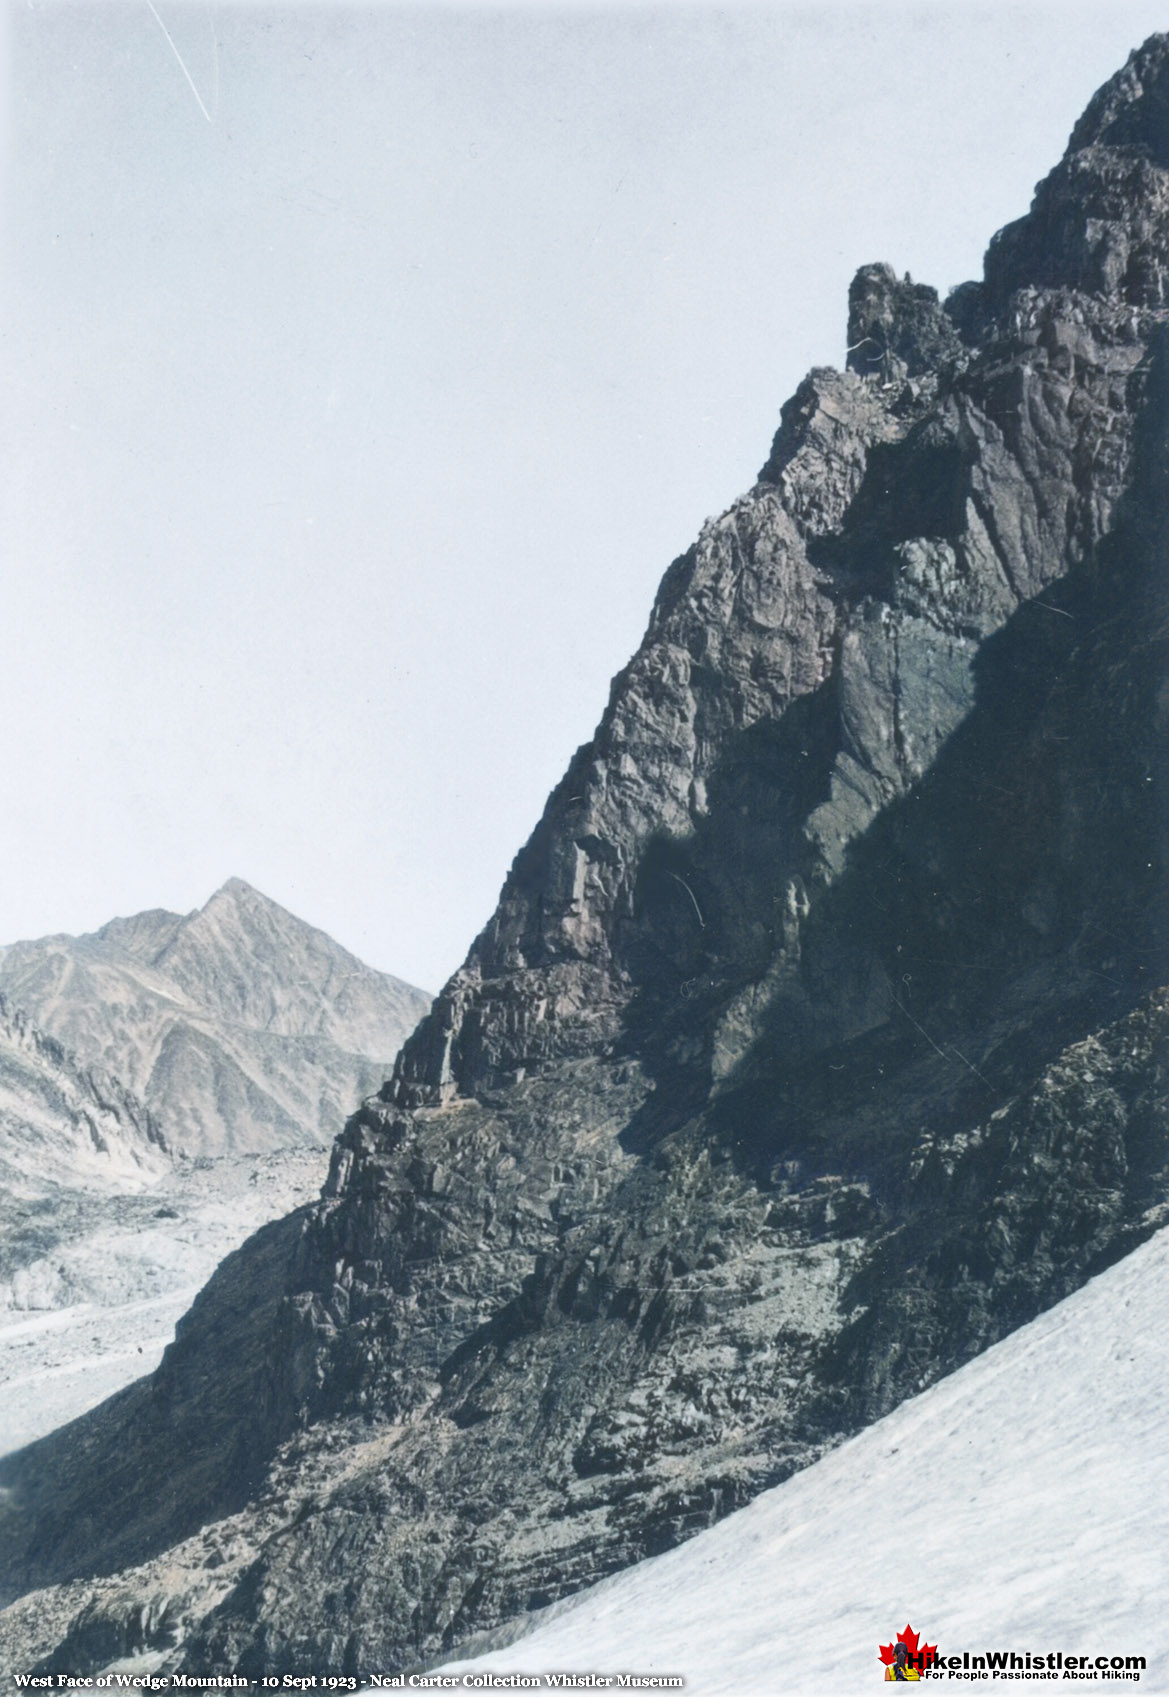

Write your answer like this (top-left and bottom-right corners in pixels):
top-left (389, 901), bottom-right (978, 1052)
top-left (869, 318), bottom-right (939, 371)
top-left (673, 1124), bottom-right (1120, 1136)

top-left (1, 36), bottom-right (1166, 1679)
top-left (0, 882), bottom-right (432, 1156)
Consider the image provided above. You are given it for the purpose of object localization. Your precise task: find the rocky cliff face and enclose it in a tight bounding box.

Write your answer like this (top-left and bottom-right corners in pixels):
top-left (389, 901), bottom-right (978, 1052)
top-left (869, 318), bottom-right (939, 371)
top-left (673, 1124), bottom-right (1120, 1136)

top-left (1, 35), bottom-right (1166, 1682)
top-left (0, 881), bottom-right (433, 1157)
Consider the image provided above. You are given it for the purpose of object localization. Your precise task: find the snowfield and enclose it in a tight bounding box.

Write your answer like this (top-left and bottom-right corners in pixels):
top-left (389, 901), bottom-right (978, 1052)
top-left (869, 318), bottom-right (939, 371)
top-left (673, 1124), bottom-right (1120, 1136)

top-left (434, 1228), bottom-right (1169, 1696)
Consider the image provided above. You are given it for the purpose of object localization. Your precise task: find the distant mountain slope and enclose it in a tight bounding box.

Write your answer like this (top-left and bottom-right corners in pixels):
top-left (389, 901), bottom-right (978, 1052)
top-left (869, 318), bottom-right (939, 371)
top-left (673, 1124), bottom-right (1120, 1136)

top-left (440, 1227), bottom-right (1169, 1695)
top-left (0, 881), bottom-right (432, 1156)
top-left (0, 888), bottom-right (430, 1445)
top-left (0, 996), bottom-right (167, 1198)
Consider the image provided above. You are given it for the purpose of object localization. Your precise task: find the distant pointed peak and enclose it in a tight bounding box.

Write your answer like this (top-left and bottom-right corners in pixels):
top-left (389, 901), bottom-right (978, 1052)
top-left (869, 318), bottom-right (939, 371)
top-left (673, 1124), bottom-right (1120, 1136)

top-left (212, 876), bottom-right (259, 900)
top-left (183, 878), bottom-right (285, 934)
top-left (194, 879), bottom-right (323, 940)
top-left (201, 877), bottom-right (273, 914)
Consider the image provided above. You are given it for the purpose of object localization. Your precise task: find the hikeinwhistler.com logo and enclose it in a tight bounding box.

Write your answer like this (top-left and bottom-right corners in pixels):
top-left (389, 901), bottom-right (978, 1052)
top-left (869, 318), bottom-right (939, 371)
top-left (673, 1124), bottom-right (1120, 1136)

top-left (878, 1623), bottom-right (1147, 1681)
top-left (881, 1625), bottom-right (937, 1681)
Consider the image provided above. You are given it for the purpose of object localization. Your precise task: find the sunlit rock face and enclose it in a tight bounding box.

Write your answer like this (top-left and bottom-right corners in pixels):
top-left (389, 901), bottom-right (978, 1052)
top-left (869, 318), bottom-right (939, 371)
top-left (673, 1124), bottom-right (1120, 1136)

top-left (0, 994), bottom-right (167, 1200)
top-left (1, 35), bottom-right (1166, 1684)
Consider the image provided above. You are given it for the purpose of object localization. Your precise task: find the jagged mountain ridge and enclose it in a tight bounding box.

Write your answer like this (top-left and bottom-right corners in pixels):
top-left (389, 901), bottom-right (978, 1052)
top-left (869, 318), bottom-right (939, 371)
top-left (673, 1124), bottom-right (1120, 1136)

top-left (0, 880), bottom-right (433, 1156)
top-left (0, 35), bottom-right (1166, 1682)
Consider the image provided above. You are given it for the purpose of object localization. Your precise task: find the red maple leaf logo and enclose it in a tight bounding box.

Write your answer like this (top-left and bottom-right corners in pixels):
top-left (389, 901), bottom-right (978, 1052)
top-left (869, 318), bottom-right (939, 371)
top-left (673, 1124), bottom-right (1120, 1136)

top-left (879, 1623), bottom-right (939, 1667)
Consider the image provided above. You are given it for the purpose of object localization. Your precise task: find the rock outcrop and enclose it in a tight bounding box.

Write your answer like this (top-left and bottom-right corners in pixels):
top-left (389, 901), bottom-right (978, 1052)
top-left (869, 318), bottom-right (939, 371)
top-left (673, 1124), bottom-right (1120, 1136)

top-left (1, 34), bottom-right (1166, 1682)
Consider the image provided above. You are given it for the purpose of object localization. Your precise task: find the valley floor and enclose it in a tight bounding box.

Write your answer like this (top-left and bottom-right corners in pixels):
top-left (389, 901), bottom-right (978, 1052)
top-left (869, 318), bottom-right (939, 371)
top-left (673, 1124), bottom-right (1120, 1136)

top-left (0, 1145), bottom-right (330, 1458)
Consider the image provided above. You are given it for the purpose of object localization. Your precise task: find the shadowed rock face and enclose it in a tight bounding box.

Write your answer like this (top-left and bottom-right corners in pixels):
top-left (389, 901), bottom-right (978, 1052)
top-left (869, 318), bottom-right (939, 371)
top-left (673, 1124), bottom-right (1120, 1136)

top-left (986, 34), bottom-right (1169, 311)
top-left (845, 263), bottom-right (966, 383)
top-left (1, 35), bottom-right (1167, 1682)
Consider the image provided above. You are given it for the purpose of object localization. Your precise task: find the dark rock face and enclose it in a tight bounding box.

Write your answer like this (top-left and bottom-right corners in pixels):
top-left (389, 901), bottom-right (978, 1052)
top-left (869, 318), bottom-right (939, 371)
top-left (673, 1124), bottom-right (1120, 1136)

top-left (985, 35), bottom-right (1169, 310)
top-left (1, 34), bottom-right (1167, 1681)
top-left (846, 263), bottom-right (967, 382)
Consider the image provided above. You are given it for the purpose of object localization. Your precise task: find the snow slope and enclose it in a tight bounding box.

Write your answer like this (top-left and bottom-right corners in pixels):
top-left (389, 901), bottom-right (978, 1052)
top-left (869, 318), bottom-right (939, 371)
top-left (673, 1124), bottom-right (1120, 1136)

top-left (439, 1228), bottom-right (1169, 1695)
top-left (0, 1290), bottom-right (194, 1456)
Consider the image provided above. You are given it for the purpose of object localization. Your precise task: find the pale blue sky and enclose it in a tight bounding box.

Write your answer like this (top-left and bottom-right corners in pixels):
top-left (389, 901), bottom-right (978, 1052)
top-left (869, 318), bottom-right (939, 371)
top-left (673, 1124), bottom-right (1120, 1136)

top-left (2, 2), bottom-right (1165, 992)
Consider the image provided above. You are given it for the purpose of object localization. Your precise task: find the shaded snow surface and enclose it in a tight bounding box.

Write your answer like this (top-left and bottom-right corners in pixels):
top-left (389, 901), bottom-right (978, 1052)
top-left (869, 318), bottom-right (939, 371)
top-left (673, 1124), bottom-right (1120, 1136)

top-left (438, 1228), bottom-right (1169, 1695)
